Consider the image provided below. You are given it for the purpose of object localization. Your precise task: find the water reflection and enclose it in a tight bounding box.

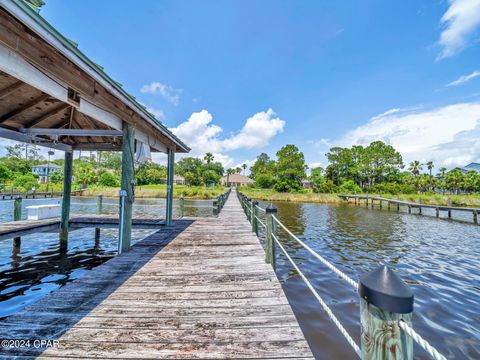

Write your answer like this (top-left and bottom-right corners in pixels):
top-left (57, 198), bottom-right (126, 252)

top-left (260, 201), bottom-right (479, 359)
top-left (0, 227), bottom-right (156, 319)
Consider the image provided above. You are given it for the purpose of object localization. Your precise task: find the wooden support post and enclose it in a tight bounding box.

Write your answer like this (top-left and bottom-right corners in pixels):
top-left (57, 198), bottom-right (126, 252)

top-left (165, 147), bottom-right (175, 226)
top-left (96, 194), bottom-right (103, 214)
top-left (359, 265), bottom-right (414, 360)
top-left (473, 210), bottom-right (477, 224)
top-left (265, 204), bottom-right (277, 270)
top-left (419, 206), bottom-right (422, 214)
top-left (94, 194), bottom-right (103, 244)
top-left (213, 198), bottom-right (219, 216)
top-left (436, 207), bottom-right (440, 218)
top-left (408, 205), bottom-right (411, 214)
top-left (387, 201), bottom-right (391, 210)
top-left (119, 123), bottom-right (135, 252)
top-left (251, 200), bottom-right (258, 234)
top-left (448, 199), bottom-right (452, 218)
top-left (59, 150), bottom-right (73, 247)
top-left (13, 196), bottom-right (21, 247)
top-left (379, 200), bottom-right (382, 209)
top-left (179, 196), bottom-right (184, 218)
top-left (397, 203), bottom-right (400, 212)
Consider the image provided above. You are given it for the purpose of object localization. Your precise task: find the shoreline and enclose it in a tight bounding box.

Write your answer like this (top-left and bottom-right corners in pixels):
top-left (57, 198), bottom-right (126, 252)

top-left (239, 189), bottom-right (480, 207)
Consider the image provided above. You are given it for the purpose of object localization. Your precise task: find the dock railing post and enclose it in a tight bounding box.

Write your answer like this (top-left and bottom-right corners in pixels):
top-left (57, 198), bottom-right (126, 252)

top-left (13, 196), bottom-right (22, 247)
top-left (265, 204), bottom-right (277, 269)
top-left (118, 189), bottom-right (127, 254)
top-left (359, 265), bottom-right (414, 360)
top-left (213, 198), bottom-right (219, 216)
top-left (179, 196), bottom-right (184, 218)
top-left (251, 200), bottom-right (258, 234)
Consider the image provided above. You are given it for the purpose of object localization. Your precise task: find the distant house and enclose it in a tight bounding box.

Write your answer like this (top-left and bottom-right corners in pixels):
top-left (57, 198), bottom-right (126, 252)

top-left (31, 164), bottom-right (61, 183)
top-left (455, 162), bottom-right (480, 174)
top-left (162, 175), bottom-right (185, 185)
top-left (221, 173), bottom-right (255, 187)
top-left (302, 179), bottom-right (314, 189)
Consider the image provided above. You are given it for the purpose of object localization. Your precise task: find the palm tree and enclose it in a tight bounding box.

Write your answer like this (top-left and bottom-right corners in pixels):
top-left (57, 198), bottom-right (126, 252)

top-left (438, 167), bottom-right (447, 194)
top-left (426, 161), bottom-right (434, 189)
top-left (235, 167), bottom-right (242, 174)
top-left (408, 160), bottom-right (423, 177)
top-left (242, 164), bottom-right (247, 175)
top-left (204, 152), bottom-right (214, 164)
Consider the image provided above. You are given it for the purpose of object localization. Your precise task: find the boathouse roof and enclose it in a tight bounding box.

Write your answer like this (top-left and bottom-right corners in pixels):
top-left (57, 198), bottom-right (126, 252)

top-left (0, 0), bottom-right (190, 154)
top-left (456, 162), bottom-right (480, 173)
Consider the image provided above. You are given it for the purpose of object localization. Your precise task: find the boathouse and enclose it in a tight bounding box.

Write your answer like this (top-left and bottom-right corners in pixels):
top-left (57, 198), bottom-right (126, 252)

top-left (0, 0), bottom-right (189, 246)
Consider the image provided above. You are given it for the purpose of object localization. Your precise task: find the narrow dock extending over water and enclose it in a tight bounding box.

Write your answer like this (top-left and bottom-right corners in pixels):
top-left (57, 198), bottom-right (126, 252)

top-left (0, 190), bottom-right (313, 359)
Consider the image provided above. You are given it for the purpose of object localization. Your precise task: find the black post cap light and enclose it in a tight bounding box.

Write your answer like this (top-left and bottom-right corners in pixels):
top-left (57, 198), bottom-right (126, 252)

top-left (358, 265), bottom-right (414, 314)
top-left (266, 203), bottom-right (277, 214)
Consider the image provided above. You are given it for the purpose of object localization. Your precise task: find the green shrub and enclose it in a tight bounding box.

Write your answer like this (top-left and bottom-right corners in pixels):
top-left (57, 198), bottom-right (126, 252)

top-left (98, 172), bottom-right (119, 187)
top-left (13, 174), bottom-right (37, 192)
top-left (338, 180), bottom-right (362, 194)
top-left (255, 174), bottom-right (276, 189)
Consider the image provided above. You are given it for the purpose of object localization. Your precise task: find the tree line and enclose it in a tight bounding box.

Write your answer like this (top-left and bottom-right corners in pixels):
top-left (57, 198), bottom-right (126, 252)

top-left (248, 141), bottom-right (480, 194)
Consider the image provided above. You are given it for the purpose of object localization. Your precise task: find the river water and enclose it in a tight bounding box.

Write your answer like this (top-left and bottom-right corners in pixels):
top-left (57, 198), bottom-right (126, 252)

top-left (0, 196), bottom-right (477, 359)
top-left (255, 200), bottom-right (480, 360)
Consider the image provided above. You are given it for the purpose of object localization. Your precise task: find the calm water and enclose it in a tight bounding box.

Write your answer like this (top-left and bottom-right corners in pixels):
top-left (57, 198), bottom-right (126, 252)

top-left (0, 196), bottom-right (213, 318)
top-left (255, 201), bottom-right (480, 360)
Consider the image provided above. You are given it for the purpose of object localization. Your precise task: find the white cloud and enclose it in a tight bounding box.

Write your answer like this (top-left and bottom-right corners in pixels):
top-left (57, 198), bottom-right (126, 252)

top-left (169, 109), bottom-right (285, 166)
top-left (140, 82), bottom-right (182, 106)
top-left (446, 70), bottom-right (480, 86)
top-left (331, 102), bottom-right (480, 168)
top-left (437, 0), bottom-right (480, 59)
top-left (169, 109), bottom-right (285, 167)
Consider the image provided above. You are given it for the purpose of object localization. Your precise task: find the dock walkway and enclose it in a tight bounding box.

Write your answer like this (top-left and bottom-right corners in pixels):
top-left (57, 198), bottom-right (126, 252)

top-left (0, 190), bottom-right (312, 359)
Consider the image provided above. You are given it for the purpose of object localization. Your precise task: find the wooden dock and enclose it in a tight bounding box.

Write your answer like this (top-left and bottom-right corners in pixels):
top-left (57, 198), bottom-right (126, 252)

top-left (339, 194), bottom-right (479, 223)
top-left (0, 190), bottom-right (312, 359)
top-left (0, 214), bottom-right (166, 241)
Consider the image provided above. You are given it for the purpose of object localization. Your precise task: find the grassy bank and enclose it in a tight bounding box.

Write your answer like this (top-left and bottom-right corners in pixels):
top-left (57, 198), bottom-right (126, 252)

top-left (239, 188), bottom-right (480, 207)
top-left (80, 184), bottom-right (228, 199)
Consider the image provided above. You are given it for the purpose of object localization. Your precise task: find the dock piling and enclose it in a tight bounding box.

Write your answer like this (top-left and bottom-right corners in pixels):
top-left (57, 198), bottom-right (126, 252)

top-left (359, 265), bottom-right (413, 360)
top-left (179, 196), bottom-right (184, 218)
top-left (13, 196), bottom-right (21, 247)
top-left (265, 204), bottom-right (277, 270)
top-left (60, 150), bottom-right (73, 248)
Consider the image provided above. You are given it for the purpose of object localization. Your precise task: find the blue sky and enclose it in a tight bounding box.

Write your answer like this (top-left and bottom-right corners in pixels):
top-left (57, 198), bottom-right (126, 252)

top-left (30, 0), bottom-right (480, 170)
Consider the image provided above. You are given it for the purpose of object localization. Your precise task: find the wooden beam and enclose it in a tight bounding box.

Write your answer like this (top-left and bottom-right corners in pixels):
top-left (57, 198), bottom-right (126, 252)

top-left (0, 80), bottom-right (26, 99)
top-left (59, 150), bottom-right (73, 247)
top-left (21, 128), bottom-right (123, 136)
top-left (23, 103), bottom-right (70, 128)
top-left (0, 41), bottom-right (68, 101)
top-left (0, 93), bottom-right (50, 123)
top-left (119, 123), bottom-right (135, 252)
top-left (0, 126), bottom-right (72, 151)
top-left (72, 143), bottom-right (121, 151)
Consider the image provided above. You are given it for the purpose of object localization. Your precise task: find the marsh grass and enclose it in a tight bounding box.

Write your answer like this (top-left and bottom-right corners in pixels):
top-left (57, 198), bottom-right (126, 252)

top-left (240, 188), bottom-right (480, 207)
top-left (80, 184), bottom-right (228, 199)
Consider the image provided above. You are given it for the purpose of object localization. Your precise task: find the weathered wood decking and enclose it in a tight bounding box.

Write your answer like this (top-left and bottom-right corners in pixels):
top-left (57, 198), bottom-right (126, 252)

top-left (0, 214), bottom-right (167, 240)
top-left (0, 190), bottom-right (312, 359)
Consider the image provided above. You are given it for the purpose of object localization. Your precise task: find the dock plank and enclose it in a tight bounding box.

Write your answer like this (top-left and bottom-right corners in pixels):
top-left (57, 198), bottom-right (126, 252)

top-left (0, 190), bottom-right (312, 359)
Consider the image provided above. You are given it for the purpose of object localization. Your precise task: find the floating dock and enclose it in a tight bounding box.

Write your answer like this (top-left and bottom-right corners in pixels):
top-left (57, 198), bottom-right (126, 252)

top-left (0, 190), bottom-right (312, 359)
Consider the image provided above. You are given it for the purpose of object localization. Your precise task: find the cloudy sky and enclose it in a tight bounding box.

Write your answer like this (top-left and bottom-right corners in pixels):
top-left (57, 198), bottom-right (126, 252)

top-left (10, 0), bottom-right (480, 171)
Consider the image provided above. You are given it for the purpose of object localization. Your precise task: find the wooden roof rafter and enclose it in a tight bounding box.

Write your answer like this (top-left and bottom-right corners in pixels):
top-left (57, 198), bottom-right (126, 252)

top-left (0, 1), bottom-right (190, 154)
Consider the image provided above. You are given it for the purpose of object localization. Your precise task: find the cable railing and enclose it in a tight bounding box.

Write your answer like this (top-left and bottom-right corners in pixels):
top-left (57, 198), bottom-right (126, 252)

top-left (237, 191), bottom-right (447, 360)
top-left (177, 188), bottom-right (231, 218)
